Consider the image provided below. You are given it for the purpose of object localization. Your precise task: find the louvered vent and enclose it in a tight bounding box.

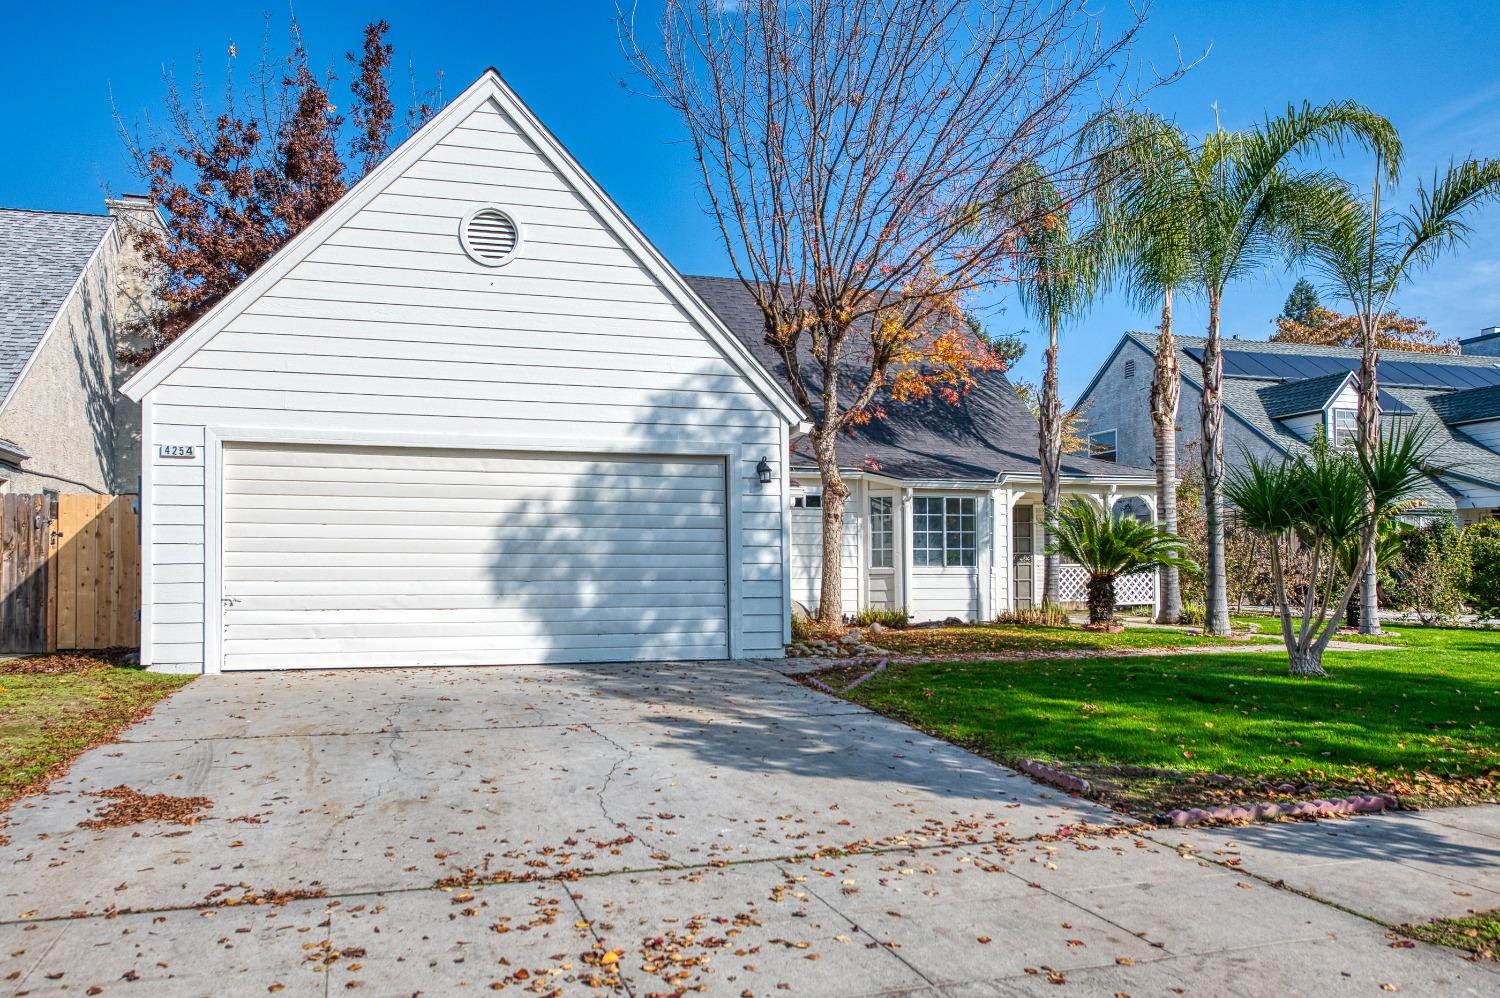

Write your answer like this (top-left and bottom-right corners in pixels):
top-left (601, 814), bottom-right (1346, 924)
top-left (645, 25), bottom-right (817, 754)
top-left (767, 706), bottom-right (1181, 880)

top-left (460, 207), bottom-right (520, 266)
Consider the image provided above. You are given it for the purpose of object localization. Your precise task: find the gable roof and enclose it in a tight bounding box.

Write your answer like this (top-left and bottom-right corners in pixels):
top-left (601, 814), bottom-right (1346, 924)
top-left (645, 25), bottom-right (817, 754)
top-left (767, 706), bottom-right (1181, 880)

top-left (687, 276), bottom-right (1152, 484)
top-left (119, 70), bottom-right (804, 425)
top-left (0, 208), bottom-right (114, 407)
top-left (1118, 331), bottom-right (1500, 507)
top-left (1258, 371), bottom-right (1352, 419)
top-left (1430, 384), bottom-right (1500, 426)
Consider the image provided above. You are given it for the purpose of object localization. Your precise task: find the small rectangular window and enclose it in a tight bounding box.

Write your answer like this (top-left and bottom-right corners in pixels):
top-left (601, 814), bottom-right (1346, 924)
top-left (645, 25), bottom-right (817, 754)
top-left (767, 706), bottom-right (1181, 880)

top-left (869, 496), bottom-right (894, 569)
top-left (792, 492), bottom-right (823, 509)
top-left (1087, 429), bottom-right (1118, 463)
top-left (1332, 408), bottom-right (1357, 448)
top-left (913, 495), bottom-right (977, 567)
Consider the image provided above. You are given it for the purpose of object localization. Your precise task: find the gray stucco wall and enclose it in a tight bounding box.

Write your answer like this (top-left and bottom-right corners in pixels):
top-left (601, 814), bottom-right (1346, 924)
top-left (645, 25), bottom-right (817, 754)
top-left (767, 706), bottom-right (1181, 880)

top-left (1077, 336), bottom-right (1286, 480)
top-left (0, 219), bottom-right (146, 495)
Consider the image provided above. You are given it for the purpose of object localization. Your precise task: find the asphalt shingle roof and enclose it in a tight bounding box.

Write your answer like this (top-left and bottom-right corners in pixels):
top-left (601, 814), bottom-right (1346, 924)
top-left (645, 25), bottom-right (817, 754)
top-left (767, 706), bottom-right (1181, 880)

top-left (688, 275), bottom-right (1151, 482)
top-left (0, 209), bottom-right (114, 403)
top-left (1258, 371), bottom-right (1350, 418)
top-left (1129, 331), bottom-right (1500, 509)
top-left (1430, 384), bottom-right (1500, 426)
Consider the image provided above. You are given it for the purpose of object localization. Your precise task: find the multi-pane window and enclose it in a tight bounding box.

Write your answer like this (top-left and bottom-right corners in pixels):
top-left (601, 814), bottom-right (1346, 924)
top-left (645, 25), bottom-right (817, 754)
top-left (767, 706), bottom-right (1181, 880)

top-left (913, 496), bottom-right (977, 567)
top-left (869, 496), bottom-right (894, 569)
top-left (791, 492), bottom-right (823, 509)
top-left (1332, 408), bottom-right (1357, 448)
top-left (1087, 429), bottom-right (1117, 463)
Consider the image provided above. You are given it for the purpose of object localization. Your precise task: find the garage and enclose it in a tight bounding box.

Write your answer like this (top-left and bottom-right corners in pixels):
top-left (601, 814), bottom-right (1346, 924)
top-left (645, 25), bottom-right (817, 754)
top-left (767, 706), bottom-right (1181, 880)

top-left (219, 443), bottom-right (731, 670)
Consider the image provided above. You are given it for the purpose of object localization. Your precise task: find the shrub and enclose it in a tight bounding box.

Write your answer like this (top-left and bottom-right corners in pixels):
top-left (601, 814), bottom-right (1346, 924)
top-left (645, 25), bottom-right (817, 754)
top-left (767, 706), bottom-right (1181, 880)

top-left (850, 608), bottom-right (910, 629)
top-left (1178, 602), bottom-right (1206, 626)
top-left (1464, 520), bottom-right (1500, 617)
top-left (1385, 517), bottom-right (1468, 623)
top-left (994, 603), bottom-right (1071, 627)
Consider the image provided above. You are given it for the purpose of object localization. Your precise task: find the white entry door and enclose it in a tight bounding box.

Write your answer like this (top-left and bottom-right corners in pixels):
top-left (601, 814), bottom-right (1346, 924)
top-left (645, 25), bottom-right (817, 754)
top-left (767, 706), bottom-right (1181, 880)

top-left (219, 443), bottom-right (730, 669)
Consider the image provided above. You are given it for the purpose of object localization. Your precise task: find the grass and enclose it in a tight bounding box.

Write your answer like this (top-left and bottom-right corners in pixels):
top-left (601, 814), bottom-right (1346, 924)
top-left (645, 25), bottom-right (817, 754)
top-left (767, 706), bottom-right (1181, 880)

top-left (869, 621), bottom-right (1276, 657)
top-left (828, 624), bottom-right (1498, 815)
top-left (0, 657), bottom-right (192, 811)
top-left (1400, 909), bottom-right (1499, 961)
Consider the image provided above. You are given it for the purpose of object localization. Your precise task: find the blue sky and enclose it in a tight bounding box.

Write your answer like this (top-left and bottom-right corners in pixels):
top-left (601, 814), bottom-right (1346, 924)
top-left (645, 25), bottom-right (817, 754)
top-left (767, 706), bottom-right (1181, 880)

top-left (3, 1), bottom-right (1497, 401)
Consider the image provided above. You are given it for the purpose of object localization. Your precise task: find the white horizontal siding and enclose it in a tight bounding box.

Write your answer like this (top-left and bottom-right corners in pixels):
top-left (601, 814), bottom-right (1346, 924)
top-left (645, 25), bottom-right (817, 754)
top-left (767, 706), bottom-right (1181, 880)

top-left (141, 96), bottom-right (788, 670)
top-left (909, 567), bottom-right (980, 622)
top-left (789, 505), bottom-right (860, 615)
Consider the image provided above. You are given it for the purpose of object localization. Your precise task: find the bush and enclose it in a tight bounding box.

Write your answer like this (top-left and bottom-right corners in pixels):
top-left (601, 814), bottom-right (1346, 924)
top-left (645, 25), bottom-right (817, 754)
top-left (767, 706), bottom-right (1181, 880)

top-left (850, 608), bottom-right (910, 629)
top-left (1464, 520), bottom-right (1500, 617)
top-left (1385, 517), bottom-right (1468, 623)
top-left (1178, 602), bottom-right (1206, 626)
top-left (994, 603), bottom-right (1071, 627)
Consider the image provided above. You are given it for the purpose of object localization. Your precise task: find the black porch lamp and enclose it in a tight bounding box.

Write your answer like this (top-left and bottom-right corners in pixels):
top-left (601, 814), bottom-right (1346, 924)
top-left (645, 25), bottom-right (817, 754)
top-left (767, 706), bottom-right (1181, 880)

top-left (755, 456), bottom-right (773, 485)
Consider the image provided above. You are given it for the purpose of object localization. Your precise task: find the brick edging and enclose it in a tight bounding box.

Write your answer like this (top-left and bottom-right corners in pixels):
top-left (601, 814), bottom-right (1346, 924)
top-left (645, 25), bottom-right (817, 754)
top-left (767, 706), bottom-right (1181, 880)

top-left (1162, 793), bottom-right (1399, 827)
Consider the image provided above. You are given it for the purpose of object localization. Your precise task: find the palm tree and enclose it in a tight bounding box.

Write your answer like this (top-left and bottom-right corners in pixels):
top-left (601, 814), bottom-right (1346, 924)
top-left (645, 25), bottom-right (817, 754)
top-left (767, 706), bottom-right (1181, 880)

top-left (1046, 499), bottom-right (1195, 625)
top-left (997, 161), bottom-right (1100, 606)
top-left (1226, 426), bottom-right (1430, 676)
top-left (1296, 157), bottom-right (1500, 633)
top-left (1143, 101), bottom-right (1399, 636)
top-left (1085, 111), bottom-right (1200, 624)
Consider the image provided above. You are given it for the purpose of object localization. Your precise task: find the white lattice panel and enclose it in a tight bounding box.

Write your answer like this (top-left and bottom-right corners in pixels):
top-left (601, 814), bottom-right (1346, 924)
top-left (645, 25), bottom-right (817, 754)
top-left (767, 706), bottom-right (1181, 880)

top-left (1056, 564), bottom-right (1155, 607)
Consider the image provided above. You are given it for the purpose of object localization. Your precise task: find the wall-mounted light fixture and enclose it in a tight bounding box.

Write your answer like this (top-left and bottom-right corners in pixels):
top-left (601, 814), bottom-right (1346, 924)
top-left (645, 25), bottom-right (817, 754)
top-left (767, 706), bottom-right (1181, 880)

top-left (755, 456), bottom-right (773, 485)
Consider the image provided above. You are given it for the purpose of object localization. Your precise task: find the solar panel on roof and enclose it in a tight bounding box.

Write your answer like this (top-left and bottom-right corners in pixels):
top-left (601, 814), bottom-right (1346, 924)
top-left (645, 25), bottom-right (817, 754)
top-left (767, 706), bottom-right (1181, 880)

top-left (1182, 346), bottom-right (1500, 391)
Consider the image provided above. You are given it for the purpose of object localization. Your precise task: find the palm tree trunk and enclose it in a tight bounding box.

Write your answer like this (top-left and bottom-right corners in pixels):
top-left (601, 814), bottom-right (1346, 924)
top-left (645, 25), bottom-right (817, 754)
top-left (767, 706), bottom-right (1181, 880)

top-left (1151, 289), bottom-right (1182, 624)
top-left (1040, 321), bottom-right (1063, 607)
top-left (1086, 574), bottom-right (1116, 625)
top-left (1199, 293), bottom-right (1232, 636)
top-left (811, 427), bottom-right (850, 627)
top-left (1357, 313), bottom-right (1381, 635)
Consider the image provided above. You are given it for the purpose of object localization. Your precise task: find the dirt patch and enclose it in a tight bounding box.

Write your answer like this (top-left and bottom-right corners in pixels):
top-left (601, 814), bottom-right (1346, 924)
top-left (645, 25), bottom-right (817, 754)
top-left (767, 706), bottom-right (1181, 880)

top-left (0, 648), bottom-right (137, 676)
top-left (77, 785), bottom-right (213, 830)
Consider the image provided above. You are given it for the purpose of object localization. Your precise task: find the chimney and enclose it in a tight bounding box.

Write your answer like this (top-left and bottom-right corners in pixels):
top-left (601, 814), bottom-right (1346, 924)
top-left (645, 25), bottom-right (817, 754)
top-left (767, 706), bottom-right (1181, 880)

top-left (105, 194), bottom-right (161, 232)
top-left (1459, 326), bottom-right (1500, 357)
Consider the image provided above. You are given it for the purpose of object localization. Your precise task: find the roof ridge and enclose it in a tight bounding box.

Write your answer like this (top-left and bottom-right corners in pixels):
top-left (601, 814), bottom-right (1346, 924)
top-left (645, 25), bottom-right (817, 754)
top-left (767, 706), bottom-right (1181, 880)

top-left (0, 206), bottom-right (111, 219)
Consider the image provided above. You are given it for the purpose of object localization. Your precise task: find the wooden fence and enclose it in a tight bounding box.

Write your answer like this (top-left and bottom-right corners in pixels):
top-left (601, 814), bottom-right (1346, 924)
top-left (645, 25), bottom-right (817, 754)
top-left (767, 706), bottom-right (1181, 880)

top-left (0, 494), bottom-right (139, 654)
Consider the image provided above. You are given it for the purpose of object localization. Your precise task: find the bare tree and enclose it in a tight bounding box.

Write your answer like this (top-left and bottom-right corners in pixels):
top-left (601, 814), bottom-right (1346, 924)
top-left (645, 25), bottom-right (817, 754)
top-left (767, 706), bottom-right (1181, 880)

top-left (623, 0), bottom-right (1154, 626)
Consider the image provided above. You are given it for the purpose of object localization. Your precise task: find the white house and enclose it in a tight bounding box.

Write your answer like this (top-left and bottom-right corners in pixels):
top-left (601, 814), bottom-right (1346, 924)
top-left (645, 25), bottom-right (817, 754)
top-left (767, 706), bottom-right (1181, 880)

top-left (123, 68), bottom-right (1164, 675)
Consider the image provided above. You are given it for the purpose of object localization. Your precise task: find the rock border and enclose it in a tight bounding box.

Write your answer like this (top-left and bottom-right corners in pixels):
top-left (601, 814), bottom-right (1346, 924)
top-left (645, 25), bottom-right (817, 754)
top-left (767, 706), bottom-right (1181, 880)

top-left (1016, 759), bottom-right (1091, 795)
top-left (1162, 793), bottom-right (1399, 827)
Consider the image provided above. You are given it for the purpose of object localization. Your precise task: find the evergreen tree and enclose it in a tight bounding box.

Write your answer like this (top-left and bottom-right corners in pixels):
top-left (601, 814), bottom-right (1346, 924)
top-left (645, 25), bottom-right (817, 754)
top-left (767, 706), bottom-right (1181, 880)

top-left (1281, 277), bottom-right (1320, 324)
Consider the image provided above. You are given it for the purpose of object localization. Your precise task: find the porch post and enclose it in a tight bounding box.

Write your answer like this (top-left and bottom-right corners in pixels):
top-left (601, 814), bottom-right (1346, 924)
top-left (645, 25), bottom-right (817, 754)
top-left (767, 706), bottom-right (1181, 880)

top-left (900, 487), bottom-right (914, 620)
top-left (1138, 492), bottom-right (1161, 617)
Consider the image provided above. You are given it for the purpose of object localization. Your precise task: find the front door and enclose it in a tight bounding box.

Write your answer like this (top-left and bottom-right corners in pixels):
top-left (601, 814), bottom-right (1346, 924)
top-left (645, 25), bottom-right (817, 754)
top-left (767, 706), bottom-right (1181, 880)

top-left (1012, 503), bottom-right (1034, 610)
top-left (867, 493), bottom-right (898, 610)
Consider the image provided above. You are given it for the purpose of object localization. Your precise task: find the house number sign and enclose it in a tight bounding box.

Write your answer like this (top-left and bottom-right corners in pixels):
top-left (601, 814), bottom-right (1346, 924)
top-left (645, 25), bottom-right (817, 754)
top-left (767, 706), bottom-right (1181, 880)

top-left (158, 444), bottom-right (197, 459)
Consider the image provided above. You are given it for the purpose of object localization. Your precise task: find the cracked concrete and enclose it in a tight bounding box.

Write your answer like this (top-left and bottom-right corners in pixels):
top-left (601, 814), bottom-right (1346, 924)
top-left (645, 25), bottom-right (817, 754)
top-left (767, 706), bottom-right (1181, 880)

top-left (1, 659), bottom-right (1493, 996)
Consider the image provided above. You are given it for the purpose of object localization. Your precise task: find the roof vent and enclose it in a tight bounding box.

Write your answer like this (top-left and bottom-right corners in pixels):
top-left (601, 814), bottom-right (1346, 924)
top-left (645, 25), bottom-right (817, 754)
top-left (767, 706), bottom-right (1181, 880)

top-left (460, 207), bottom-right (521, 266)
top-left (1123, 358), bottom-right (1136, 379)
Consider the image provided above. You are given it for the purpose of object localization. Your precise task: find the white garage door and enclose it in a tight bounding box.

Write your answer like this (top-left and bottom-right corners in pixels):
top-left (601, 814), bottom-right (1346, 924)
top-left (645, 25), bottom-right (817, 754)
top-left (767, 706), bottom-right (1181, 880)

top-left (219, 443), bottom-right (730, 670)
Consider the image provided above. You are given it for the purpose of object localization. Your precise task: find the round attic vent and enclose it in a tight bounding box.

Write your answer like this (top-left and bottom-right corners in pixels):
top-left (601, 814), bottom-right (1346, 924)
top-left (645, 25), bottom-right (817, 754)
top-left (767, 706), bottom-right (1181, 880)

top-left (460, 207), bottom-right (521, 266)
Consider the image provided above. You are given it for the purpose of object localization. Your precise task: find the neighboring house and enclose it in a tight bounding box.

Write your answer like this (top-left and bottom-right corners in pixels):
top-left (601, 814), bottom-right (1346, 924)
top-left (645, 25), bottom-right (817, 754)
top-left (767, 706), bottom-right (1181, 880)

top-left (0, 200), bottom-right (157, 495)
top-left (689, 276), bottom-right (1160, 624)
top-left (1076, 332), bottom-right (1500, 526)
top-left (122, 69), bottom-right (806, 675)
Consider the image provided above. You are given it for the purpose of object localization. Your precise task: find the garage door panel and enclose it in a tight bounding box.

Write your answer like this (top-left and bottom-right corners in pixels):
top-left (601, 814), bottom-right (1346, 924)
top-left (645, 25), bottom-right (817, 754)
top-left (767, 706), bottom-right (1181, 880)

top-left (220, 444), bottom-right (731, 669)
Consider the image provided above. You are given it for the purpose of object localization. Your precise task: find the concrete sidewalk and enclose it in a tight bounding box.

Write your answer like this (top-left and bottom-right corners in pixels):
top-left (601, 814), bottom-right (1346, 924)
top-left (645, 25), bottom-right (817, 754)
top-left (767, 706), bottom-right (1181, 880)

top-left (1, 661), bottom-right (1493, 996)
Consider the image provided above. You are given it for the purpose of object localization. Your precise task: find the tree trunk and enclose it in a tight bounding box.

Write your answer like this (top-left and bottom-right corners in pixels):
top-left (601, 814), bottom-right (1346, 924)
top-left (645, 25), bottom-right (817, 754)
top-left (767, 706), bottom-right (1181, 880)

top-left (1151, 289), bottom-right (1182, 624)
top-left (1040, 323), bottom-right (1063, 607)
top-left (1198, 294), bottom-right (1232, 636)
top-left (1345, 584), bottom-right (1360, 630)
top-left (811, 428), bottom-right (850, 627)
top-left (1288, 648), bottom-right (1329, 678)
top-left (1086, 574), bottom-right (1116, 625)
top-left (1357, 317), bottom-right (1381, 635)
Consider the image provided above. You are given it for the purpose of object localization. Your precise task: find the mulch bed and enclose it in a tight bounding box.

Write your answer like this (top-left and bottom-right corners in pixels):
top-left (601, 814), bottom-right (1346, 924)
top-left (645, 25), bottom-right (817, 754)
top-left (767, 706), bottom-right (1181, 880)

top-left (0, 648), bottom-right (138, 676)
top-left (77, 785), bottom-right (213, 830)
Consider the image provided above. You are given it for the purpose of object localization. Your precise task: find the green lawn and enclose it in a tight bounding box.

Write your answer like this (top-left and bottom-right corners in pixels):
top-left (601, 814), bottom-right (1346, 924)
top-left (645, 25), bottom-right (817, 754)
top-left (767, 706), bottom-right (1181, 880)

top-left (0, 658), bottom-right (192, 811)
top-left (1401, 909), bottom-right (1499, 961)
top-left (832, 625), bottom-right (1498, 814)
top-left (869, 621), bottom-right (1275, 657)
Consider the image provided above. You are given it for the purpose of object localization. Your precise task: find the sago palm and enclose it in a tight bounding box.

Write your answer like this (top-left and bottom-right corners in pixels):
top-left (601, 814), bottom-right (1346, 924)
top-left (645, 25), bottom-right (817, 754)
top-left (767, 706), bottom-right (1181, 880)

top-left (1084, 110), bottom-right (1200, 624)
top-left (1046, 499), bottom-right (1195, 625)
top-left (1296, 157), bottom-right (1500, 633)
top-left (1136, 101), bottom-right (1399, 636)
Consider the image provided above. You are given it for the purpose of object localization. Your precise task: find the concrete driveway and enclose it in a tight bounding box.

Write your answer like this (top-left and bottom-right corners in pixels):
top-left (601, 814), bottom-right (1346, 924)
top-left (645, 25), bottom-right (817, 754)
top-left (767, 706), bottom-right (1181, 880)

top-left (1, 661), bottom-right (1493, 996)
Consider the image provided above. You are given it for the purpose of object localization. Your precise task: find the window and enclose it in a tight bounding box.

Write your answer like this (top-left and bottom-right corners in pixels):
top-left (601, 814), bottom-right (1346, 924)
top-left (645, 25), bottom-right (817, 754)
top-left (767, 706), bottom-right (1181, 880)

top-left (1087, 429), bottom-right (1118, 463)
top-left (792, 492), bottom-right (822, 509)
top-left (913, 496), bottom-right (977, 567)
top-left (869, 496), bottom-right (894, 568)
top-left (1332, 408), bottom-right (1357, 448)
top-left (1123, 358), bottom-right (1136, 379)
